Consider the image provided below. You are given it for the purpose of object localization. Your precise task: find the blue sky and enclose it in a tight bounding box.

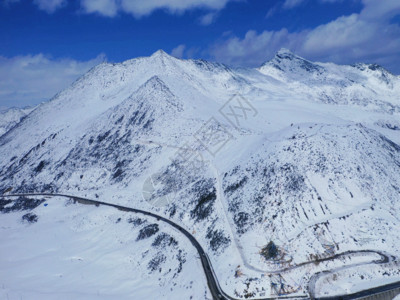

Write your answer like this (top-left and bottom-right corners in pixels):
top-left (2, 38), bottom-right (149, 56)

top-left (1, 0), bottom-right (400, 108)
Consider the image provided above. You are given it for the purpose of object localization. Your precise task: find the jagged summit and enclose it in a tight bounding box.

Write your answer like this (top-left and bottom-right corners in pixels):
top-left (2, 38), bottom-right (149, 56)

top-left (258, 48), bottom-right (303, 68)
top-left (275, 47), bottom-right (297, 58)
top-left (353, 62), bottom-right (390, 73)
top-left (352, 63), bottom-right (397, 87)
top-left (262, 49), bottom-right (397, 83)
top-left (150, 49), bottom-right (172, 59)
top-left (352, 62), bottom-right (394, 82)
top-left (110, 49), bottom-right (177, 69)
top-left (148, 49), bottom-right (179, 64)
top-left (259, 48), bottom-right (324, 76)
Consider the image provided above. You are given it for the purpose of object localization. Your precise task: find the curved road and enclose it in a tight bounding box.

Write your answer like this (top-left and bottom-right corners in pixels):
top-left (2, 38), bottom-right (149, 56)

top-left (1, 193), bottom-right (399, 300)
top-left (308, 251), bottom-right (393, 299)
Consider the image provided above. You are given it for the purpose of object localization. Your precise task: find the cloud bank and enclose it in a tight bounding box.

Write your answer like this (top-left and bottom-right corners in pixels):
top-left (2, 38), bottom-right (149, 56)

top-left (80, 0), bottom-right (234, 18)
top-left (33, 0), bottom-right (66, 13)
top-left (0, 54), bottom-right (105, 107)
top-left (5, 0), bottom-right (235, 19)
top-left (4, 0), bottom-right (66, 13)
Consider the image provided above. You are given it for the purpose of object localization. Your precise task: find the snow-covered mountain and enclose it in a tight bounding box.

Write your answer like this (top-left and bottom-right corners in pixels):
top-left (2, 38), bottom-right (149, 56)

top-left (259, 48), bottom-right (400, 113)
top-left (0, 106), bottom-right (35, 137)
top-left (1, 49), bottom-right (400, 299)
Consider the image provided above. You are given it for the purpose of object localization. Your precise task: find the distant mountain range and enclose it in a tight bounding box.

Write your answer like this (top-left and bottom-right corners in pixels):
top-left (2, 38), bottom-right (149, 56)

top-left (0, 106), bottom-right (35, 137)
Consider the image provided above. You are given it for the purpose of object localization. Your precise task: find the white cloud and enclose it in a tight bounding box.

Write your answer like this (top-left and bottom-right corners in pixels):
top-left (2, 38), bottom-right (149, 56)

top-left (199, 12), bottom-right (218, 25)
top-left (360, 0), bottom-right (400, 20)
top-left (170, 44), bottom-right (200, 59)
top-left (80, 0), bottom-right (234, 18)
top-left (2, 0), bottom-right (66, 12)
top-left (5, 0), bottom-right (235, 16)
top-left (0, 54), bottom-right (105, 108)
top-left (282, 0), bottom-right (344, 10)
top-left (80, 0), bottom-right (118, 17)
top-left (171, 44), bottom-right (186, 58)
top-left (301, 14), bottom-right (373, 52)
top-left (269, 0), bottom-right (344, 18)
top-left (122, 0), bottom-right (231, 17)
top-left (33, 0), bottom-right (66, 13)
top-left (283, 0), bottom-right (306, 9)
top-left (210, 1), bottom-right (400, 73)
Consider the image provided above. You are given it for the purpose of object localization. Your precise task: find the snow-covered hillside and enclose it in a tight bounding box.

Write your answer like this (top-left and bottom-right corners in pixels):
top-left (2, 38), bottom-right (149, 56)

top-left (0, 196), bottom-right (210, 300)
top-left (1, 49), bottom-right (399, 299)
top-left (0, 106), bottom-right (35, 137)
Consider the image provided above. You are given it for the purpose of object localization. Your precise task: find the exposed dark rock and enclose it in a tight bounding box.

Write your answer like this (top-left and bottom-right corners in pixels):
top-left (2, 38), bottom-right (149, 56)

top-left (0, 197), bottom-right (45, 213)
top-left (206, 227), bottom-right (230, 252)
top-left (261, 241), bottom-right (278, 260)
top-left (34, 160), bottom-right (48, 173)
top-left (152, 233), bottom-right (178, 248)
top-left (190, 179), bottom-right (216, 222)
top-left (128, 217), bottom-right (146, 227)
top-left (148, 252), bottom-right (166, 272)
top-left (137, 224), bottom-right (159, 240)
top-left (22, 212), bottom-right (38, 223)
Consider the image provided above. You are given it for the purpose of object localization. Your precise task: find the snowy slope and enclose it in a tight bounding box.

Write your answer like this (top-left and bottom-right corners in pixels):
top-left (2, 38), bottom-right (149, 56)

top-left (0, 106), bottom-right (35, 137)
top-left (0, 49), bottom-right (400, 299)
top-left (0, 196), bottom-right (209, 300)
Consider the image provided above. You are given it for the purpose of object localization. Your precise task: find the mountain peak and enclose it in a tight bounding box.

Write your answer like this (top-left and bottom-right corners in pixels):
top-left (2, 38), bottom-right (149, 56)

top-left (353, 62), bottom-right (391, 74)
top-left (258, 48), bottom-right (300, 69)
top-left (275, 48), bottom-right (295, 57)
top-left (352, 63), bottom-right (394, 85)
top-left (273, 48), bottom-right (308, 62)
top-left (260, 48), bottom-right (324, 74)
top-left (146, 49), bottom-right (179, 67)
top-left (151, 49), bottom-right (170, 58)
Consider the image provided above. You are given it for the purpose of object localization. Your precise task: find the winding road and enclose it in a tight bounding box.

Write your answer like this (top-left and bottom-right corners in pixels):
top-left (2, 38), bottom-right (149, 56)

top-left (1, 193), bottom-right (399, 300)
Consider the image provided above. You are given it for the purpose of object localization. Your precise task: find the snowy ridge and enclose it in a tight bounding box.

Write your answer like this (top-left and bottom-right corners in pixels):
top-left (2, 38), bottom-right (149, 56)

top-left (259, 49), bottom-right (400, 113)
